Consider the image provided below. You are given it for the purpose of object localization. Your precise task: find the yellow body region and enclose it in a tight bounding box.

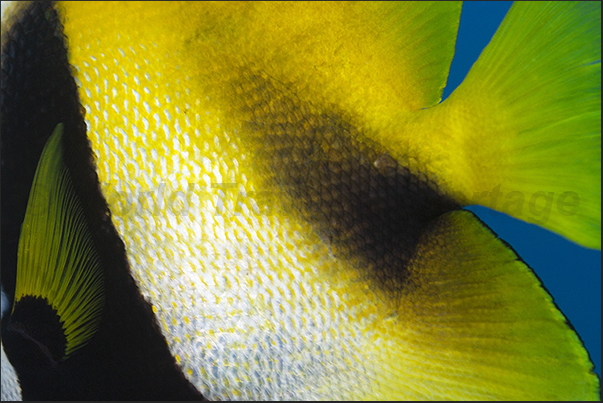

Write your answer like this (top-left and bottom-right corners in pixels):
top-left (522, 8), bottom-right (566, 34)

top-left (61, 3), bottom-right (410, 398)
top-left (51, 1), bottom-right (599, 400)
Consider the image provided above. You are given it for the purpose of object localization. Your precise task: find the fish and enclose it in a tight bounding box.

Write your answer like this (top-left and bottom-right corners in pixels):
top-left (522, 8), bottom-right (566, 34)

top-left (0, 1), bottom-right (600, 400)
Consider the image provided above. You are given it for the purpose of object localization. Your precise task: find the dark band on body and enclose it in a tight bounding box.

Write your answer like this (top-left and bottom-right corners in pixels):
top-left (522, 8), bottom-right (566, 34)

top-left (230, 70), bottom-right (460, 297)
top-left (0, 2), bottom-right (202, 400)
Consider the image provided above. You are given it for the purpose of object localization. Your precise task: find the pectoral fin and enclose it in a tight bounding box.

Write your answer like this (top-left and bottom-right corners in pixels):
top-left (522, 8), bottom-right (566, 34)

top-left (10, 123), bottom-right (104, 362)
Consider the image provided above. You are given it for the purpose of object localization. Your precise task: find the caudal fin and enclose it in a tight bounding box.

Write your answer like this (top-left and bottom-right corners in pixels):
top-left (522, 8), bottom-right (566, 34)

top-left (439, 1), bottom-right (600, 249)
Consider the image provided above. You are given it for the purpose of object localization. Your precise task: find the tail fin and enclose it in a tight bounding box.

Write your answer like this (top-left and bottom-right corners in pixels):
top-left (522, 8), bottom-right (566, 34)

top-left (439, 1), bottom-right (600, 249)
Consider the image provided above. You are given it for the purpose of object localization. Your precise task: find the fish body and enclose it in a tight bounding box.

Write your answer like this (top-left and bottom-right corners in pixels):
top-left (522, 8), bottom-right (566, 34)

top-left (1, 1), bottom-right (600, 400)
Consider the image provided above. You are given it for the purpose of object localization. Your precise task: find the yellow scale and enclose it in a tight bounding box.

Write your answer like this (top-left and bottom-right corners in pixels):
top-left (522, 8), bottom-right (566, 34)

top-left (24, 1), bottom-right (597, 399)
top-left (61, 2), bottom-right (400, 399)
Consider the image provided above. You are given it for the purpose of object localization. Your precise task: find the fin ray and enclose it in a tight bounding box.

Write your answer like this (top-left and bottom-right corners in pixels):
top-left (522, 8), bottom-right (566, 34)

top-left (12, 123), bottom-right (104, 359)
top-left (436, 1), bottom-right (600, 248)
top-left (368, 210), bottom-right (599, 400)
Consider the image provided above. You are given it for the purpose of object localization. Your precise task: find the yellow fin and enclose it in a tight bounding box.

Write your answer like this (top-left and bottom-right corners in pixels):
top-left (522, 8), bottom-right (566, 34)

top-left (349, 1), bottom-right (463, 110)
top-left (429, 1), bottom-right (600, 249)
top-left (12, 123), bottom-right (104, 360)
top-left (369, 210), bottom-right (599, 400)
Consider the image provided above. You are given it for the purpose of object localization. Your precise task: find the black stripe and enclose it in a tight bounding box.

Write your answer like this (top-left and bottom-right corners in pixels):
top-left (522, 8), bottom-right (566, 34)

top-left (1, 2), bottom-right (202, 399)
top-left (1, 1), bottom-right (79, 305)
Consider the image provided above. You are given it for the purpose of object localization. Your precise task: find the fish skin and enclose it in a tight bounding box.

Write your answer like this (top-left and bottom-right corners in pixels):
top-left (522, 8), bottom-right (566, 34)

top-left (1, 1), bottom-right (203, 400)
top-left (1, 1), bottom-right (600, 400)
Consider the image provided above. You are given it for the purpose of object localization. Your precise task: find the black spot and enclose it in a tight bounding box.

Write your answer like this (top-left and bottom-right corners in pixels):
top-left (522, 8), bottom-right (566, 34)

top-left (232, 72), bottom-right (459, 296)
top-left (7, 296), bottom-right (67, 363)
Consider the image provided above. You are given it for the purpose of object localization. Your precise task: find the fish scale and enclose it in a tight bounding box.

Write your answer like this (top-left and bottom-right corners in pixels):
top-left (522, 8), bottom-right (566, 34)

top-left (78, 51), bottom-right (380, 398)
top-left (1, 1), bottom-right (599, 400)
